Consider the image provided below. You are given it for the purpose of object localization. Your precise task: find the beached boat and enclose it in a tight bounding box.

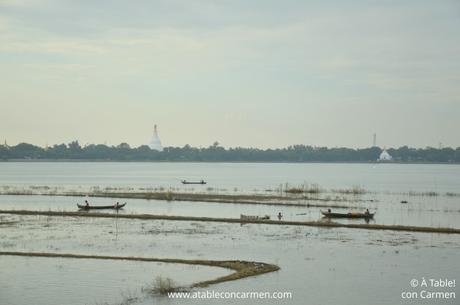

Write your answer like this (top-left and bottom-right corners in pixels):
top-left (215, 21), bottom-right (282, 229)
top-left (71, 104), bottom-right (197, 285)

top-left (77, 203), bottom-right (126, 210)
top-left (321, 210), bottom-right (375, 219)
top-left (181, 180), bottom-right (207, 185)
top-left (240, 214), bottom-right (270, 220)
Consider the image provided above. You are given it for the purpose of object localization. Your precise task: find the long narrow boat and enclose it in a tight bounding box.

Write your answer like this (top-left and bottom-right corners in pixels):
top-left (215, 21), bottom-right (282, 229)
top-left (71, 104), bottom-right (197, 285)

top-left (181, 180), bottom-right (207, 185)
top-left (321, 210), bottom-right (375, 219)
top-left (240, 214), bottom-right (270, 220)
top-left (77, 203), bottom-right (127, 210)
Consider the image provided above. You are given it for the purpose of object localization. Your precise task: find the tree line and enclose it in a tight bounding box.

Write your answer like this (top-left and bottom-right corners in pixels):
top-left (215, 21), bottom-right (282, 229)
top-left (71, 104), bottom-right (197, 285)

top-left (0, 141), bottom-right (459, 163)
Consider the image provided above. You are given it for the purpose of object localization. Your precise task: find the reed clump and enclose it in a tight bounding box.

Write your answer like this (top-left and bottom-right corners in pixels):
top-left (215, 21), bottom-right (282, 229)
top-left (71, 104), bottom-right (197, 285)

top-left (148, 276), bottom-right (179, 295)
top-left (332, 186), bottom-right (366, 195)
top-left (284, 183), bottom-right (321, 194)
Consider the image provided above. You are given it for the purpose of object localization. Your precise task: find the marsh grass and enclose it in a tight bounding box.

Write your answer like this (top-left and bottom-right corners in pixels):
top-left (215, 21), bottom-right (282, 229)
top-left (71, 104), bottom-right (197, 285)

top-left (407, 191), bottom-right (439, 197)
top-left (284, 183), bottom-right (321, 194)
top-left (146, 276), bottom-right (180, 295)
top-left (2, 210), bottom-right (459, 234)
top-left (332, 185), bottom-right (366, 195)
top-left (164, 191), bottom-right (173, 201)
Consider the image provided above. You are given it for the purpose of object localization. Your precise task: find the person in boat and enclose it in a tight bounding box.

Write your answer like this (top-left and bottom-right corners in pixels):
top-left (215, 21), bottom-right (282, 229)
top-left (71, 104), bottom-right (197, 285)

top-left (85, 200), bottom-right (89, 207)
top-left (365, 209), bottom-right (370, 215)
top-left (327, 208), bottom-right (331, 213)
top-left (277, 212), bottom-right (283, 220)
top-left (114, 202), bottom-right (119, 208)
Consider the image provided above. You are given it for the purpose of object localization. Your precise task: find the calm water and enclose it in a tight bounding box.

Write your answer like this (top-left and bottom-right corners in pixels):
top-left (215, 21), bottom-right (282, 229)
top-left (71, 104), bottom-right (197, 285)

top-left (1, 162), bottom-right (459, 305)
top-left (0, 215), bottom-right (459, 305)
top-left (0, 162), bottom-right (459, 193)
top-left (0, 162), bottom-right (459, 228)
top-left (0, 194), bottom-right (459, 228)
top-left (0, 256), bottom-right (230, 305)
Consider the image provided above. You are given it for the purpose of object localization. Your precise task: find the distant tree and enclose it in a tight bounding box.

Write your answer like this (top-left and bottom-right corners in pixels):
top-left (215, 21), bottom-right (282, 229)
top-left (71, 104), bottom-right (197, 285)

top-left (0, 141), bottom-right (459, 163)
top-left (117, 143), bottom-right (131, 149)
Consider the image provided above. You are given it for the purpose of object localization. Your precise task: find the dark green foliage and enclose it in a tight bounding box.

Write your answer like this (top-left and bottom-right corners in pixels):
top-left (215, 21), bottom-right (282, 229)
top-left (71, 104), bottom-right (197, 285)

top-left (0, 142), bottom-right (459, 162)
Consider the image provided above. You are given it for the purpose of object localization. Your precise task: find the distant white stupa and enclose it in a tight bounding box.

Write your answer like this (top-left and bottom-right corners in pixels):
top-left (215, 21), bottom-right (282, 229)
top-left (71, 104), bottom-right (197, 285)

top-left (149, 124), bottom-right (163, 151)
top-left (378, 149), bottom-right (392, 161)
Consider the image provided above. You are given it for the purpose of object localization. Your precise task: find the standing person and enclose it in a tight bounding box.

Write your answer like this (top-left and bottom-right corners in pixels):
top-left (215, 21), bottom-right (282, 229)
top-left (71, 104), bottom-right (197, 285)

top-left (277, 212), bottom-right (283, 220)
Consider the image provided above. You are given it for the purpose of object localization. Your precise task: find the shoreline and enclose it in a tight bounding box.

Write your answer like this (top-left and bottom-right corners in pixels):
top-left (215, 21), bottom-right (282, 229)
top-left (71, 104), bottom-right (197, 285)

top-left (1, 159), bottom-right (460, 164)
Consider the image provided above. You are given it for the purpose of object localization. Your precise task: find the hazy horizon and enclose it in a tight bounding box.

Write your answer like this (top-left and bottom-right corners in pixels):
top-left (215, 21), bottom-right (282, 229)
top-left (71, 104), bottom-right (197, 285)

top-left (1, 1), bottom-right (459, 149)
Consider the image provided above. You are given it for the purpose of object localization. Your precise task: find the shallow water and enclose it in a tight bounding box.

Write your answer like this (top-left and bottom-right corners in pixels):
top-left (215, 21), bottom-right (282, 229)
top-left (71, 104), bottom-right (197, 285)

top-left (1, 214), bottom-right (459, 305)
top-left (0, 162), bottom-right (459, 193)
top-left (0, 193), bottom-right (459, 228)
top-left (1, 162), bottom-right (459, 305)
top-left (0, 255), bottom-right (231, 305)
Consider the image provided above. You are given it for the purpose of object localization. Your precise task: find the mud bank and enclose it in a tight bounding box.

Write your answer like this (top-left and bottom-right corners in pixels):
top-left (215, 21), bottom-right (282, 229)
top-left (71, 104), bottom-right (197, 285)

top-left (0, 251), bottom-right (279, 288)
top-left (1, 209), bottom-right (459, 234)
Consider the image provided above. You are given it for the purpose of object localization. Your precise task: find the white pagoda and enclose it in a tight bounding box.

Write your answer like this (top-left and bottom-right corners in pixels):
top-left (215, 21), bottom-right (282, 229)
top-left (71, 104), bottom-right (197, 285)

top-left (149, 124), bottom-right (163, 151)
top-left (378, 149), bottom-right (392, 161)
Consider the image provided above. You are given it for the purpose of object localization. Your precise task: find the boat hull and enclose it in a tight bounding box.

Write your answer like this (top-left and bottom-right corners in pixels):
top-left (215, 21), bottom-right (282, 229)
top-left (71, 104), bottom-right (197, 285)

top-left (321, 210), bottom-right (374, 219)
top-left (181, 181), bottom-right (206, 185)
top-left (77, 203), bottom-right (126, 210)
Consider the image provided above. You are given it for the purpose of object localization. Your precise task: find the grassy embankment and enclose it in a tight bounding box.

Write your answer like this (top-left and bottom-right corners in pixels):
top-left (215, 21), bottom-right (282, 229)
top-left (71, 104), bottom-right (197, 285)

top-left (0, 251), bottom-right (279, 289)
top-left (0, 188), bottom-right (368, 209)
top-left (1, 209), bottom-right (459, 234)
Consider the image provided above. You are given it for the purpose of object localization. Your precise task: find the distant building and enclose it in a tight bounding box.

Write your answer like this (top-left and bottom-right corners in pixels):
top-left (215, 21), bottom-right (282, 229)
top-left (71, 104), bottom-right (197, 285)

top-left (378, 149), bottom-right (393, 161)
top-left (149, 124), bottom-right (163, 151)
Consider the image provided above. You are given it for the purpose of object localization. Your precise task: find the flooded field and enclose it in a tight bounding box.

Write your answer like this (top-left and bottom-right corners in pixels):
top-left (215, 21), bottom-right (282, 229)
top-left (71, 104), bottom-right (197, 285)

top-left (1, 162), bottom-right (459, 304)
top-left (1, 213), bottom-right (459, 305)
top-left (0, 192), bottom-right (459, 228)
top-left (0, 255), bottom-right (231, 305)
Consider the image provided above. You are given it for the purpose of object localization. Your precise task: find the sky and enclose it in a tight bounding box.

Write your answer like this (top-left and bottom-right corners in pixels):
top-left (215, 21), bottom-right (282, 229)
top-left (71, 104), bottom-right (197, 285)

top-left (1, 0), bottom-right (459, 149)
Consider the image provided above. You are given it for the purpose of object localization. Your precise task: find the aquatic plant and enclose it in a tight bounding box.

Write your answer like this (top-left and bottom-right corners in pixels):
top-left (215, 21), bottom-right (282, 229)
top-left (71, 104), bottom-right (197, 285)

top-left (164, 191), bottom-right (173, 201)
top-left (332, 185), bottom-right (366, 195)
top-left (149, 276), bottom-right (179, 295)
top-left (284, 183), bottom-right (321, 194)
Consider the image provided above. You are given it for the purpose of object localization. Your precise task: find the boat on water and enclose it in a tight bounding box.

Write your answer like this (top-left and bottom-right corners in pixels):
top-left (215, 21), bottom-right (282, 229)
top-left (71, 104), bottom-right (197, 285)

top-left (77, 203), bottom-right (127, 210)
top-left (321, 210), bottom-right (375, 219)
top-left (240, 214), bottom-right (270, 220)
top-left (181, 180), bottom-right (207, 185)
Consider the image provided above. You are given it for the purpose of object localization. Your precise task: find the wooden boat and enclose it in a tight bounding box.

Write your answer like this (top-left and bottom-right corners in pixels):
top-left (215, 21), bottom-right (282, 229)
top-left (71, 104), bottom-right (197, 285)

top-left (240, 214), bottom-right (270, 220)
top-left (77, 203), bottom-right (126, 210)
top-left (321, 210), bottom-right (375, 219)
top-left (181, 180), bottom-right (206, 185)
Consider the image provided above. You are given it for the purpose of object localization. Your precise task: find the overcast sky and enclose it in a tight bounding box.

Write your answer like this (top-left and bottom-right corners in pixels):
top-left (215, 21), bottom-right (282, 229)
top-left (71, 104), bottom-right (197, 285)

top-left (1, 0), bottom-right (459, 148)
